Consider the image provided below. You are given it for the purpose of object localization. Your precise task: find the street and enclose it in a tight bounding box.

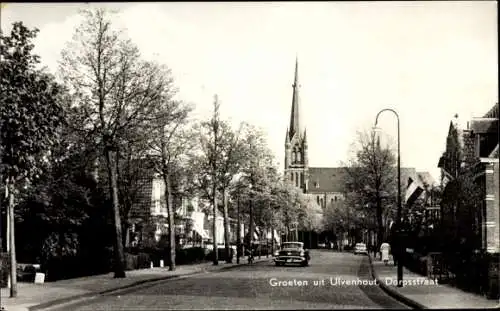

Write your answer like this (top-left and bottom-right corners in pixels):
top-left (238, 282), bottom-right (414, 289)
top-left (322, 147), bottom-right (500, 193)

top-left (48, 251), bottom-right (410, 310)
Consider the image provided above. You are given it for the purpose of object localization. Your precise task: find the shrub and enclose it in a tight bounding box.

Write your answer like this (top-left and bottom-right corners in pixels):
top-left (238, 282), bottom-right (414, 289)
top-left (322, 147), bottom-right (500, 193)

top-left (0, 252), bottom-right (9, 288)
top-left (206, 247), bottom-right (234, 261)
top-left (175, 247), bottom-right (206, 265)
top-left (137, 252), bottom-right (152, 269)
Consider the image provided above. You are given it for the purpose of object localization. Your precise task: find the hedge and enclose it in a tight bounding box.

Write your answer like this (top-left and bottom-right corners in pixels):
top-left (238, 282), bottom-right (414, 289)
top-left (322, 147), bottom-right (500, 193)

top-left (1, 252), bottom-right (9, 288)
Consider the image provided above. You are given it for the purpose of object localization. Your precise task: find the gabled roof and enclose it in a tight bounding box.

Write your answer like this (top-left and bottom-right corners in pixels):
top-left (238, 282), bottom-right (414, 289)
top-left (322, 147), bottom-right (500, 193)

top-left (307, 167), bottom-right (347, 193)
top-left (400, 167), bottom-right (420, 190)
top-left (483, 102), bottom-right (499, 119)
top-left (417, 171), bottom-right (436, 188)
top-left (471, 119), bottom-right (498, 134)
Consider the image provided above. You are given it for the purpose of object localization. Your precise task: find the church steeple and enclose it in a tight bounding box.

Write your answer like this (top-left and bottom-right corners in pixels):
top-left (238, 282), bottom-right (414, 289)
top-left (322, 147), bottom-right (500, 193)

top-left (284, 57), bottom-right (308, 193)
top-left (289, 56), bottom-right (301, 140)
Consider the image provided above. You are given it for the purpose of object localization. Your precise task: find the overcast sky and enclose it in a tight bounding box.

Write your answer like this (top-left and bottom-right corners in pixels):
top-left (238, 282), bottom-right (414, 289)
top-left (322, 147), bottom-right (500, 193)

top-left (1, 1), bottom-right (498, 181)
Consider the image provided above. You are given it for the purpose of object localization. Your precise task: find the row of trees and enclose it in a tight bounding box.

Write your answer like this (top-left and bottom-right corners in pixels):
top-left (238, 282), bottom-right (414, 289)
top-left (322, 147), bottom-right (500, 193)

top-left (0, 8), bottom-right (317, 297)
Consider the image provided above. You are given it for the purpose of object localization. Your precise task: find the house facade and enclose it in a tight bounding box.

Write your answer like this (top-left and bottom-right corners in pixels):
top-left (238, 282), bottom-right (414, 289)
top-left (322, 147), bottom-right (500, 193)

top-left (438, 103), bottom-right (499, 254)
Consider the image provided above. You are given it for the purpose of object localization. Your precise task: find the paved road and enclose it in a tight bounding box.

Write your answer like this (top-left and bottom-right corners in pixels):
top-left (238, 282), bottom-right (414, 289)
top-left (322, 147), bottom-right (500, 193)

top-left (48, 251), bottom-right (410, 310)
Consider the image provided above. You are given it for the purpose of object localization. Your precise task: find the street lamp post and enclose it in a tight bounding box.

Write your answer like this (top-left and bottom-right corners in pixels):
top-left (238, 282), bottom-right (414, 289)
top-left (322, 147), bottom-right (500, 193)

top-left (374, 108), bottom-right (403, 287)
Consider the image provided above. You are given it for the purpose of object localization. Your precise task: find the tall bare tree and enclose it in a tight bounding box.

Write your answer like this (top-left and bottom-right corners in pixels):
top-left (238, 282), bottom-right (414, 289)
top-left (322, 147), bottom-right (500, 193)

top-left (148, 92), bottom-right (194, 271)
top-left (193, 96), bottom-right (250, 264)
top-left (58, 9), bottom-right (171, 277)
top-left (343, 131), bottom-right (397, 248)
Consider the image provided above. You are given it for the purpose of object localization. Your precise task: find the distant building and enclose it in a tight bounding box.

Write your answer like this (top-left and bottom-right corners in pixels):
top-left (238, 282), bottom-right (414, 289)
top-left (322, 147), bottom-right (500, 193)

top-left (128, 169), bottom-right (232, 248)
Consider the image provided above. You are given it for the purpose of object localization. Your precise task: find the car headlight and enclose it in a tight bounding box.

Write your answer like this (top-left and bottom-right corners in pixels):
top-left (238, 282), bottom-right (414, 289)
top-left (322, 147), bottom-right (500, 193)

top-left (274, 251), bottom-right (279, 257)
top-left (300, 251), bottom-right (305, 256)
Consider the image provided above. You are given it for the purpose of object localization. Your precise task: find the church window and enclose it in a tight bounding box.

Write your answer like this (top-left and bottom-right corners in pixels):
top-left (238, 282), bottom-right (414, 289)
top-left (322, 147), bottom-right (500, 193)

top-left (335, 196), bottom-right (338, 201)
top-left (317, 196), bottom-right (320, 204)
top-left (331, 198), bottom-right (334, 205)
top-left (293, 151), bottom-right (297, 162)
top-left (290, 173), bottom-right (294, 182)
top-left (300, 173), bottom-right (304, 187)
top-left (320, 198), bottom-right (324, 207)
top-left (295, 172), bottom-right (299, 187)
top-left (297, 151), bottom-right (301, 162)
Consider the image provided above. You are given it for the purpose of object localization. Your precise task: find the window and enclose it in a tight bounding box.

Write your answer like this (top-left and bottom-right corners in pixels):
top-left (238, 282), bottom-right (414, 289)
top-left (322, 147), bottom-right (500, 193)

top-left (315, 181), bottom-right (319, 188)
top-left (317, 196), bottom-right (320, 204)
top-left (335, 196), bottom-right (338, 201)
top-left (295, 172), bottom-right (299, 187)
top-left (291, 173), bottom-right (294, 182)
top-left (297, 151), bottom-right (301, 162)
top-left (320, 198), bottom-right (324, 207)
top-left (331, 198), bottom-right (334, 205)
top-left (300, 173), bottom-right (304, 187)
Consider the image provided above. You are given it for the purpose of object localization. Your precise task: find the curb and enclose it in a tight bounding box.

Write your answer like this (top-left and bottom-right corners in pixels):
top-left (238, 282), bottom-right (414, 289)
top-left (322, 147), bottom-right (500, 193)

top-left (27, 259), bottom-right (270, 311)
top-left (368, 254), bottom-right (428, 309)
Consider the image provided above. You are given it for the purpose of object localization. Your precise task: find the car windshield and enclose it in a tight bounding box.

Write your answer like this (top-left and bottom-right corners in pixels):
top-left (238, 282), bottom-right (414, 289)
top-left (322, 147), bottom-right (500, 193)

top-left (281, 242), bottom-right (303, 249)
top-left (356, 243), bottom-right (366, 248)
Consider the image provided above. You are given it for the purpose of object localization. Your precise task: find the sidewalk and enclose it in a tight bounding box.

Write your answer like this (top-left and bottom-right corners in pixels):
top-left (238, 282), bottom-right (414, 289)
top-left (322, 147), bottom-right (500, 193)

top-left (1, 257), bottom-right (271, 311)
top-left (368, 254), bottom-right (499, 309)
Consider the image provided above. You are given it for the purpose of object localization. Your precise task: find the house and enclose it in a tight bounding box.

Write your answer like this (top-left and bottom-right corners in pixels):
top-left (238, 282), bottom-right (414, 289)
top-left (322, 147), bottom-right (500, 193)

top-left (438, 103), bottom-right (499, 254)
top-left (129, 170), bottom-right (251, 249)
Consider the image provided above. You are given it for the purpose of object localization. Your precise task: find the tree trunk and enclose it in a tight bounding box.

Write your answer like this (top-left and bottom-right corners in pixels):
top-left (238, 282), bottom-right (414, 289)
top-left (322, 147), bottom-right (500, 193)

top-left (8, 180), bottom-right (17, 297)
top-left (222, 188), bottom-right (231, 263)
top-left (249, 198), bottom-right (254, 254)
top-left (212, 181), bottom-right (218, 265)
top-left (163, 171), bottom-right (176, 271)
top-left (105, 149), bottom-right (126, 278)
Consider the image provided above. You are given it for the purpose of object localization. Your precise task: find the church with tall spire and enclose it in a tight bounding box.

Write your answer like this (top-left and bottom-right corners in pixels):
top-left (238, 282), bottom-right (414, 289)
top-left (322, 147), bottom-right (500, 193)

top-left (284, 57), bottom-right (347, 208)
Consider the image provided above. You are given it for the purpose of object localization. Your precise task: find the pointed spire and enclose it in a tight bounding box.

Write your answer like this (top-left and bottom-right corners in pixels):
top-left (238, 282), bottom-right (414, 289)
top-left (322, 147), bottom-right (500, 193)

top-left (303, 129), bottom-right (307, 145)
top-left (293, 55), bottom-right (299, 88)
top-left (285, 128), bottom-right (290, 144)
top-left (289, 56), bottom-right (301, 140)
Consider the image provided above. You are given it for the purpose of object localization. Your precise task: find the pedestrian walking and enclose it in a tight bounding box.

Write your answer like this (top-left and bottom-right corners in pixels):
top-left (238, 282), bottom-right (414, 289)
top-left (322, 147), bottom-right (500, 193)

top-left (380, 242), bottom-right (390, 265)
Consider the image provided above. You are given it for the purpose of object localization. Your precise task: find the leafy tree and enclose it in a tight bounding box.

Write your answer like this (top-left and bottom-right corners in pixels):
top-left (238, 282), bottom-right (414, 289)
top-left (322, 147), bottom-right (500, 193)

top-left (238, 125), bottom-right (278, 245)
top-left (0, 22), bottom-right (66, 297)
top-left (192, 96), bottom-right (248, 264)
top-left (343, 131), bottom-right (397, 248)
top-left (148, 93), bottom-right (194, 271)
top-left (58, 8), bottom-right (172, 277)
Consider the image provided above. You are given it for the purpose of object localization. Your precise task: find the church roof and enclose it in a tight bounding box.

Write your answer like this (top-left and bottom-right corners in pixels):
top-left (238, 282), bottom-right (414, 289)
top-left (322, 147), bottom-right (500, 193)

top-left (307, 167), bottom-right (347, 193)
top-left (307, 166), bottom-right (421, 194)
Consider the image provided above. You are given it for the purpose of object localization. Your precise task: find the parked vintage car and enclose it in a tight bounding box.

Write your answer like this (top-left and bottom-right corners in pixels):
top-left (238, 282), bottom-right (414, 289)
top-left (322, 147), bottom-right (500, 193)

top-left (274, 242), bottom-right (310, 266)
top-left (354, 242), bottom-right (368, 255)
